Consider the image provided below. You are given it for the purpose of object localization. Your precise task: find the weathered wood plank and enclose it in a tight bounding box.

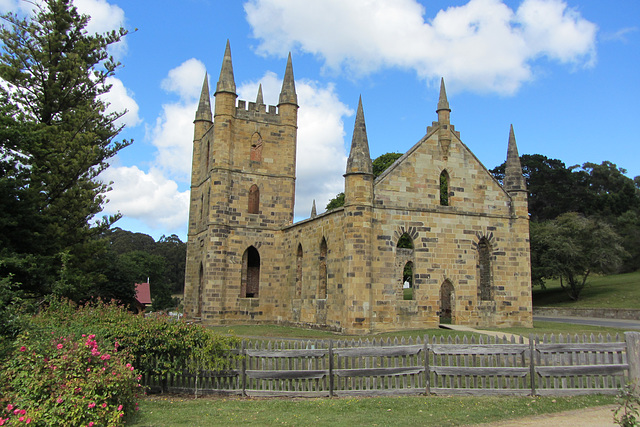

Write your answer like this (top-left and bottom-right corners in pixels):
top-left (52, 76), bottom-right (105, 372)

top-left (536, 343), bottom-right (626, 353)
top-left (430, 388), bottom-right (530, 396)
top-left (245, 349), bottom-right (327, 358)
top-left (431, 366), bottom-right (529, 377)
top-left (245, 390), bottom-right (330, 398)
top-left (333, 345), bottom-right (423, 357)
top-left (334, 388), bottom-right (424, 397)
top-left (429, 344), bottom-right (528, 355)
top-left (536, 388), bottom-right (619, 396)
top-left (334, 367), bottom-right (425, 377)
top-left (536, 364), bottom-right (628, 377)
top-left (245, 369), bottom-right (328, 380)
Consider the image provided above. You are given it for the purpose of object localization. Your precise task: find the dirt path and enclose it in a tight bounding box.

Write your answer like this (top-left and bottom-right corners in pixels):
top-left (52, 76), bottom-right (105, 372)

top-left (469, 404), bottom-right (618, 426)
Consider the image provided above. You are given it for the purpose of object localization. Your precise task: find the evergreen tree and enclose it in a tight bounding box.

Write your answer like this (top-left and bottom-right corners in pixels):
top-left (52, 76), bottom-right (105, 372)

top-left (0, 0), bottom-right (130, 299)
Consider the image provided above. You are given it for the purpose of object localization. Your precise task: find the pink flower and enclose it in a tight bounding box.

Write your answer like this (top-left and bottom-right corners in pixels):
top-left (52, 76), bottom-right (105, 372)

top-left (0, 418), bottom-right (6, 426)
top-left (19, 346), bottom-right (26, 352)
top-left (57, 398), bottom-right (63, 404)
top-left (117, 405), bottom-right (123, 411)
top-left (25, 419), bottom-right (31, 424)
top-left (57, 344), bottom-right (63, 349)
top-left (100, 354), bottom-right (110, 360)
top-left (87, 368), bottom-right (91, 372)
top-left (88, 403), bottom-right (96, 409)
top-left (18, 417), bottom-right (24, 422)
top-left (5, 405), bottom-right (13, 411)
top-left (87, 422), bottom-right (94, 427)
top-left (101, 403), bottom-right (107, 408)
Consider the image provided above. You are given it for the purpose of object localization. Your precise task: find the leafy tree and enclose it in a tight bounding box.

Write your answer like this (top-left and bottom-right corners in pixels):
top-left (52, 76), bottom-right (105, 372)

top-left (154, 234), bottom-right (187, 294)
top-left (534, 213), bottom-right (627, 300)
top-left (0, 1), bottom-right (130, 300)
top-left (326, 152), bottom-right (403, 210)
top-left (326, 192), bottom-right (345, 211)
top-left (372, 152), bottom-right (402, 178)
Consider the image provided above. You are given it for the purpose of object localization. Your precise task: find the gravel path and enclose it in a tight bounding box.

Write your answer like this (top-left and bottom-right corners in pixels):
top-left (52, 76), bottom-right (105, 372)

top-left (469, 404), bottom-right (618, 426)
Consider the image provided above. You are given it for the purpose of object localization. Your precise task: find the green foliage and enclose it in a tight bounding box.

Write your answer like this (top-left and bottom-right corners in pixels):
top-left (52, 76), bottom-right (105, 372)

top-left (0, 332), bottom-right (140, 426)
top-left (24, 298), bottom-right (240, 387)
top-left (371, 152), bottom-right (402, 178)
top-left (614, 383), bottom-right (640, 427)
top-left (534, 213), bottom-right (627, 300)
top-left (0, 0), bottom-right (131, 300)
top-left (325, 192), bottom-right (345, 210)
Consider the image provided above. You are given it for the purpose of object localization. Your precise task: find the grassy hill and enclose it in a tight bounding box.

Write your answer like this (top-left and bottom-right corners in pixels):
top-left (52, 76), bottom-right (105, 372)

top-left (532, 271), bottom-right (640, 309)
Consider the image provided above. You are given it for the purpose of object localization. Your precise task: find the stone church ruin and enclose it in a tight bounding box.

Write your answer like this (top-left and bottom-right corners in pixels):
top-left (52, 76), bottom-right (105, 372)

top-left (183, 41), bottom-right (533, 334)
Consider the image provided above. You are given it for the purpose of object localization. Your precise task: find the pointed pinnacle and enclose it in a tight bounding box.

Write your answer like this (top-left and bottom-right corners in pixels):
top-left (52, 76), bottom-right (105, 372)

top-left (437, 77), bottom-right (450, 112)
top-left (216, 39), bottom-right (236, 95)
top-left (256, 84), bottom-right (264, 104)
top-left (311, 200), bottom-right (317, 217)
top-left (278, 52), bottom-right (298, 106)
top-left (504, 124), bottom-right (526, 191)
top-left (346, 96), bottom-right (373, 175)
top-left (195, 72), bottom-right (212, 122)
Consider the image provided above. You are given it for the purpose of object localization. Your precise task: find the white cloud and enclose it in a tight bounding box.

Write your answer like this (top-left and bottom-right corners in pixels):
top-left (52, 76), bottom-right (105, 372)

top-left (150, 59), bottom-right (206, 181)
top-left (101, 76), bottom-right (141, 128)
top-left (245, 0), bottom-right (597, 94)
top-left (74, 0), bottom-right (128, 58)
top-left (101, 166), bottom-right (189, 232)
top-left (239, 72), bottom-right (352, 218)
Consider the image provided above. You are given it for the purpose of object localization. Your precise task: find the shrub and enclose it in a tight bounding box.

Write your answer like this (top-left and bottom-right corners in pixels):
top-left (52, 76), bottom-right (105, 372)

top-left (0, 333), bottom-right (140, 426)
top-left (23, 298), bottom-right (240, 389)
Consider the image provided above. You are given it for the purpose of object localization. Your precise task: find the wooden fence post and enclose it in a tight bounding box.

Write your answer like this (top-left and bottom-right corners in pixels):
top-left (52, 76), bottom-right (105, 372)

top-left (241, 340), bottom-right (247, 396)
top-left (329, 339), bottom-right (334, 397)
top-left (424, 335), bottom-right (430, 395)
top-left (529, 334), bottom-right (536, 396)
top-left (625, 332), bottom-right (640, 389)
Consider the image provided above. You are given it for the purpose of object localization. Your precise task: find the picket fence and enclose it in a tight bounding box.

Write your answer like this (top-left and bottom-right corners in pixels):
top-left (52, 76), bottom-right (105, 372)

top-left (142, 333), bottom-right (634, 397)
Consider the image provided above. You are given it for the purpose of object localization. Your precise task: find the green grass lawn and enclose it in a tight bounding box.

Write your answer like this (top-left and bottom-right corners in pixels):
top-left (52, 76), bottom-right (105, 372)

top-left (533, 271), bottom-right (640, 309)
top-left (130, 394), bottom-right (616, 426)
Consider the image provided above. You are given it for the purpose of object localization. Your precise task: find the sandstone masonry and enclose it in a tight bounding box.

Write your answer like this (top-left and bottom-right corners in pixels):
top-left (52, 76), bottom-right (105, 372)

top-left (183, 41), bottom-right (533, 334)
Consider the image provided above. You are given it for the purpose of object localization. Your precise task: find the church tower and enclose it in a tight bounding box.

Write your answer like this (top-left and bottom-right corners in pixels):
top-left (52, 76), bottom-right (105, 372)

top-left (184, 41), bottom-right (299, 321)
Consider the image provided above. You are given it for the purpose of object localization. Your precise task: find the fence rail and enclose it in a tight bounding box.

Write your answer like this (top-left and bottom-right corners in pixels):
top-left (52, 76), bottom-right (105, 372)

top-left (142, 332), bottom-right (638, 397)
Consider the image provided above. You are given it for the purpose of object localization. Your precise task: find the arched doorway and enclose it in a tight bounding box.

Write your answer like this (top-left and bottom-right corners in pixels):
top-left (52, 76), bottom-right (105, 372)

top-left (439, 280), bottom-right (454, 324)
top-left (242, 246), bottom-right (260, 298)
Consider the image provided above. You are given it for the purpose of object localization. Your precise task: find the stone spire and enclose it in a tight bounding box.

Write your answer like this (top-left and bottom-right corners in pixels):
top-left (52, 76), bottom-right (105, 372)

top-left (195, 73), bottom-right (212, 122)
top-left (503, 125), bottom-right (526, 192)
top-left (311, 200), bottom-right (317, 218)
top-left (278, 53), bottom-right (298, 106)
top-left (436, 78), bottom-right (451, 124)
top-left (346, 96), bottom-right (373, 176)
top-left (256, 84), bottom-right (264, 105)
top-left (215, 40), bottom-right (236, 95)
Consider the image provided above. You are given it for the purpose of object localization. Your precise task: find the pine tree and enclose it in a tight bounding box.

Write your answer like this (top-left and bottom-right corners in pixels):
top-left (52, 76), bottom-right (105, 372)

top-left (0, 0), bottom-right (130, 299)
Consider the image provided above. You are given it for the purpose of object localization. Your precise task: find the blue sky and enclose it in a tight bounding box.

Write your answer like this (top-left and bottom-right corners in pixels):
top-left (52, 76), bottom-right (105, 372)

top-left (2, 0), bottom-right (638, 241)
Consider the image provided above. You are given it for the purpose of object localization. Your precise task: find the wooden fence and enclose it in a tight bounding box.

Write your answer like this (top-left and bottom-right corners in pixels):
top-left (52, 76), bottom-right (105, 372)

top-left (142, 332), bottom-right (637, 397)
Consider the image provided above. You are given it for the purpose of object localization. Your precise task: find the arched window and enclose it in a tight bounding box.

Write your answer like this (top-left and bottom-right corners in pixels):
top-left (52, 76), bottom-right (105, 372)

top-left (205, 140), bottom-right (210, 171)
top-left (296, 244), bottom-right (303, 298)
top-left (197, 262), bottom-right (204, 317)
top-left (402, 261), bottom-right (414, 300)
top-left (318, 237), bottom-right (327, 299)
top-left (440, 170), bottom-right (450, 206)
top-left (248, 184), bottom-right (259, 214)
top-left (397, 232), bottom-right (414, 300)
top-left (250, 132), bottom-right (263, 162)
top-left (478, 238), bottom-right (493, 301)
top-left (241, 246), bottom-right (260, 298)
top-left (439, 280), bottom-right (454, 324)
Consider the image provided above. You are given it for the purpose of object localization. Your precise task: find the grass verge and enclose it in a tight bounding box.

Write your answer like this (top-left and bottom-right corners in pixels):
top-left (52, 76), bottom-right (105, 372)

top-left (533, 271), bottom-right (640, 309)
top-left (131, 394), bottom-right (616, 426)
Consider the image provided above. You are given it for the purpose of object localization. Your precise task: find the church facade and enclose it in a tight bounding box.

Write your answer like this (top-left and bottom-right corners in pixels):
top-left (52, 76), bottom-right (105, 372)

top-left (183, 42), bottom-right (533, 334)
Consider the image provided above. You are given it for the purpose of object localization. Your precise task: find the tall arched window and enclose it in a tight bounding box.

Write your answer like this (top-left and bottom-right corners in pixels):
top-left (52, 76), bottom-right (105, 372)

top-left (241, 246), bottom-right (260, 298)
top-left (440, 170), bottom-right (450, 206)
top-left (440, 280), bottom-right (454, 324)
top-left (250, 132), bottom-right (263, 162)
top-left (318, 238), bottom-right (327, 299)
top-left (478, 238), bottom-right (493, 301)
top-left (248, 184), bottom-right (259, 214)
top-left (205, 140), bottom-right (210, 171)
top-left (296, 244), bottom-right (303, 298)
top-left (397, 232), bottom-right (414, 300)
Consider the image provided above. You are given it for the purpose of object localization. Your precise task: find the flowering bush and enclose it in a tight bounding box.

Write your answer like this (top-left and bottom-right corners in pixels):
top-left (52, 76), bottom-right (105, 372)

top-left (0, 333), bottom-right (140, 426)
top-left (23, 298), bottom-right (240, 390)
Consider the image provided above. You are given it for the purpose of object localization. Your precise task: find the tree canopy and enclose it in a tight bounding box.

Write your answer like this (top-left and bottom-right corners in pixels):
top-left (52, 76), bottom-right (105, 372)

top-left (0, 0), bottom-right (130, 300)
